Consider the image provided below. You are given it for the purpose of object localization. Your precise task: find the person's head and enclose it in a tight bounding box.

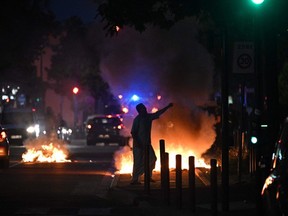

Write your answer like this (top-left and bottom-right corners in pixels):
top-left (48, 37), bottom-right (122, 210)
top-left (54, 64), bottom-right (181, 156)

top-left (136, 103), bottom-right (147, 115)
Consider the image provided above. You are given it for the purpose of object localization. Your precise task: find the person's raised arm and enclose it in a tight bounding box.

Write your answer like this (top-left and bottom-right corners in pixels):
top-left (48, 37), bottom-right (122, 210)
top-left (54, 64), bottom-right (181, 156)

top-left (156, 103), bottom-right (173, 116)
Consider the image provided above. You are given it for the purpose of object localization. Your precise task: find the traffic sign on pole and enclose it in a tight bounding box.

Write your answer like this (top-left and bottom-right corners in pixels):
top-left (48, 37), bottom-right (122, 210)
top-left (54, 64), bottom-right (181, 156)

top-left (233, 41), bottom-right (254, 74)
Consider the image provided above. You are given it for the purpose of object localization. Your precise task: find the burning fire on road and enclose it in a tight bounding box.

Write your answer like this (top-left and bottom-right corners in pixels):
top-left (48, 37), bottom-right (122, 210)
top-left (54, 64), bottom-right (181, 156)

top-left (114, 144), bottom-right (211, 175)
top-left (114, 105), bottom-right (217, 174)
top-left (22, 136), bottom-right (71, 163)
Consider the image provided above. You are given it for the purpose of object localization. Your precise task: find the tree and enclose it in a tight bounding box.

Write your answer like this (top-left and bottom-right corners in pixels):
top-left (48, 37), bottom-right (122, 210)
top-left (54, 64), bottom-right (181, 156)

top-left (48, 17), bottom-right (120, 113)
top-left (48, 17), bottom-right (90, 81)
top-left (0, 0), bottom-right (58, 102)
top-left (82, 72), bottom-right (121, 114)
top-left (97, 0), bottom-right (204, 35)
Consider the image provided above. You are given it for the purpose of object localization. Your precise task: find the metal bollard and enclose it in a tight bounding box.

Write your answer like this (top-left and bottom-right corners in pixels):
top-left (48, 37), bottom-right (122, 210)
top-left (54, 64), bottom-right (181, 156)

top-left (163, 152), bottom-right (170, 205)
top-left (160, 139), bottom-right (165, 191)
top-left (189, 156), bottom-right (196, 212)
top-left (160, 139), bottom-right (165, 161)
top-left (211, 159), bottom-right (218, 216)
top-left (176, 154), bottom-right (182, 209)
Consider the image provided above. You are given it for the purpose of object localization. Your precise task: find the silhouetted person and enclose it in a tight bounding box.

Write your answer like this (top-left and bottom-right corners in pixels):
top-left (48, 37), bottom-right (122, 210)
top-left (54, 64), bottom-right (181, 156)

top-left (130, 102), bottom-right (173, 185)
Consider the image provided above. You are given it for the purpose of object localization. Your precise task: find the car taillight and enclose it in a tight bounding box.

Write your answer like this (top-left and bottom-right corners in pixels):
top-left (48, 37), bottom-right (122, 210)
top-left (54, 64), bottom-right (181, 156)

top-left (0, 131), bottom-right (7, 142)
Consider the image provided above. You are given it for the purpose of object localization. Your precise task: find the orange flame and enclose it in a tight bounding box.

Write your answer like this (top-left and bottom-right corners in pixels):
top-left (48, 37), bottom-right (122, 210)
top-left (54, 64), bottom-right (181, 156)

top-left (115, 107), bottom-right (217, 174)
top-left (114, 144), bottom-right (210, 175)
top-left (22, 136), bottom-right (71, 163)
top-left (114, 146), bottom-right (133, 174)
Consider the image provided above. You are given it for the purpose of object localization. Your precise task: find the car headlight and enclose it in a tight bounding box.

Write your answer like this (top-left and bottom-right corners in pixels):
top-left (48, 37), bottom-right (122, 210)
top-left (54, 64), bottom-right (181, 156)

top-left (26, 124), bottom-right (40, 136)
top-left (61, 128), bottom-right (68, 134)
top-left (26, 126), bottom-right (35, 133)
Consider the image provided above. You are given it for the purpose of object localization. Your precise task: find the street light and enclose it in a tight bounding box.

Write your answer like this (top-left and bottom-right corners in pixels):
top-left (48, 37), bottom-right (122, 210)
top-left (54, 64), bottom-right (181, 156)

top-left (251, 0), bottom-right (264, 5)
top-left (72, 87), bottom-right (79, 95)
top-left (251, 135), bottom-right (258, 144)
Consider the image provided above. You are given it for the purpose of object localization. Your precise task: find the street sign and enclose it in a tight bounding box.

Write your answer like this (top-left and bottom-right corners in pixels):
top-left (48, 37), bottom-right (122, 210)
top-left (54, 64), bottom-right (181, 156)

top-left (233, 42), bottom-right (254, 74)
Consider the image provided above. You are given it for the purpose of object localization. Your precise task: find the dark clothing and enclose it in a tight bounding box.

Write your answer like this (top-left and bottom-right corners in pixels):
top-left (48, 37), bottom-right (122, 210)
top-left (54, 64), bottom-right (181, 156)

top-left (131, 112), bottom-right (161, 148)
top-left (130, 104), bottom-right (173, 182)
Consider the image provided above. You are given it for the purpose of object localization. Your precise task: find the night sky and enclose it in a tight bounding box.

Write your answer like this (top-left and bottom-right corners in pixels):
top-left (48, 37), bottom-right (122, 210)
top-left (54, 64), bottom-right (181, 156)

top-left (49, 0), bottom-right (98, 22)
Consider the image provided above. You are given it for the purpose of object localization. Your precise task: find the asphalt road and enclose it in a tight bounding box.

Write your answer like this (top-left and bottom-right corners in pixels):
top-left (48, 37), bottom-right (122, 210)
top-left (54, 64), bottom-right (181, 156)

top-left (2, 138), bottom-right (260, 216)
top-left (0, 138), bottom-right (121, 215)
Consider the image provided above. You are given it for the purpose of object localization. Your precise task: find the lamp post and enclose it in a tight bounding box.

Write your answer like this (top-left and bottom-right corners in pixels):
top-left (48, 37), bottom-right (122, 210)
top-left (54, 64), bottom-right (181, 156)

top-left (250, 0), bottom-right (265, 214)
top-left (221, 0), bottom-right (265, 212)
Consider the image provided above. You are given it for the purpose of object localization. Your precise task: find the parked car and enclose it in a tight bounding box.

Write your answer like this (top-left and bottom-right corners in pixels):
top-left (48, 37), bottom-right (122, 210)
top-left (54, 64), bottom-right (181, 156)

top-left (261, 116), bottom-right (288, 215)
top-left (0, 126), bottom-right (10, 168)
top-left (0, 107), bottom-right (40, 145)
top-left (85, 114), bottom-right (127, 146)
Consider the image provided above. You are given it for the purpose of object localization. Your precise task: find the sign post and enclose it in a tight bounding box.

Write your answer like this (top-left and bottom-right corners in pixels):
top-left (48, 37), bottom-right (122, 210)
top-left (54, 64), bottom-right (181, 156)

top-left (233, 42), bottom-right (254, 74)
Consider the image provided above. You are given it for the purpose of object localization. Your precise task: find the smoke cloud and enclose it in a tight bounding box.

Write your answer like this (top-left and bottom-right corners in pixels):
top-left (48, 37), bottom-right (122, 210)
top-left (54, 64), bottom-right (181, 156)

top-left (95, 18), bottom-right (217, 159)
top-left (99, 18), bottom-right (214, 105)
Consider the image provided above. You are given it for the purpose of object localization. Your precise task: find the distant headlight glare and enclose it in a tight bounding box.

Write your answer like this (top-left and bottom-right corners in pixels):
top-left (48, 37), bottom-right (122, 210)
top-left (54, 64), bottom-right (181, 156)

top-left (61, 128), bottom-right (68, 134)
top-left (26, 126), bottom-right (35, 133)
top-left (27, 124), bottom-right (40, 136)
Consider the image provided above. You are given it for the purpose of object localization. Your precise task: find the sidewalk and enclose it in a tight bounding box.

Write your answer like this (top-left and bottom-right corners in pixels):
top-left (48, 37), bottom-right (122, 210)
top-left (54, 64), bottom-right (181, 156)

top-left (107, 170), bottom-right (258, 216)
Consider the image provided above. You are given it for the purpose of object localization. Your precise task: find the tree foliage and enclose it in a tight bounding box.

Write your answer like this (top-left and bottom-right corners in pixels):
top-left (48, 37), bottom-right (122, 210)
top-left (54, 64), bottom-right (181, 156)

top-left (48, 17), bottom-right (90, 82)
top-left (47, 17), bottom-right (119, 112)
top-left (97, 0), bottom-right (203, 35)
top-left (0, 0), bottom-right (58, 96)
